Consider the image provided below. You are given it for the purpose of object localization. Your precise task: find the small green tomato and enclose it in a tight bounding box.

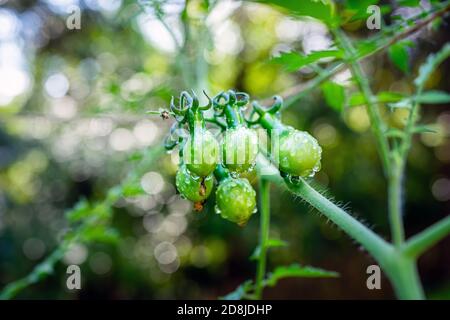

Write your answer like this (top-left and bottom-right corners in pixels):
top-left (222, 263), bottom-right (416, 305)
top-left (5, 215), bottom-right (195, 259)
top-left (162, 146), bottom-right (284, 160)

top-left (176, 164), bottom-right (214, 203)
top-left (278, 127), bottom-right (322, 178)
top-left (182, 129), bottom-right (219, 177)
top-left (222, 127), bottom-right (258, 174)
top-left (215, 178), bottom-right (256, 226)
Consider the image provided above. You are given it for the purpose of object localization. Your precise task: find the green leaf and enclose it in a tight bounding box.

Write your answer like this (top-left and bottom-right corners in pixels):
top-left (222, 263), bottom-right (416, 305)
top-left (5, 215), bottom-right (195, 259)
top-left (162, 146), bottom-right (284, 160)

top-left (415, 43), bottom-right (450, 88)
top-left (354, 39), bottom-right (380, 59)
top-left (220, 280), bottom-right (253, 300)
top-left (271, 52), bottom-right (304, 72)
top-left (272, 50), bottom-right (343, 72)
top-left (66, 199), bottom-right (91, 223)
top-left (388, 40), bottom-right (414, 73)
top-left (264, 264), bottom-right (339, 287)
top-left (128, 151), bottom-right (144, 162)
top-left (250, 239), bottom-right (288, 260)
top-left (348, 91), bottom-right (405, 107)
top-left (253, 0), bottom-right (336, 25)
top-left (415, 90), bottom-right (450, 104)
top-left (321, 81), bottom-right (346, 111)
top-left (122, 183), bottom-right (145, 197)
top-left (81, 225), bottom-right (119, 244)
top-left (398, 0), bottom-right (421, 7)
top-left (387, 90), bottom-right (450, 109)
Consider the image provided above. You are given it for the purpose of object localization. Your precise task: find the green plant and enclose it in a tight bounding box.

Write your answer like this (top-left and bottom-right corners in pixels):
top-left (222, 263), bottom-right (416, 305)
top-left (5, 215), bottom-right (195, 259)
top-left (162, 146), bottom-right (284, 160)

top-left (153, 0), bottom-right (450, 298)
top-left (2, 0), bottom-right (450, 301)
top-left (162, 88), bottom-right (338, 299)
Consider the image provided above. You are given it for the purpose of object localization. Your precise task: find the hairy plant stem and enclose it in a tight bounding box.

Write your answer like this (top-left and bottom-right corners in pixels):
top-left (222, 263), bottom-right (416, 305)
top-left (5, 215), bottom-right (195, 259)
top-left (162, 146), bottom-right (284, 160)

top-left (254, 178), bottom-right (271, 299)
top-left (286, 178), bottom-right (392, 266)
top-left (284, 177), bottom-right (424, 299)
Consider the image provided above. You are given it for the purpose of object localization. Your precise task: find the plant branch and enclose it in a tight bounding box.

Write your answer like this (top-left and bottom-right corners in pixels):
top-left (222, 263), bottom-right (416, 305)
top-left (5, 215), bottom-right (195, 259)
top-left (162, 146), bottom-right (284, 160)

top-left (334, 28), bottom-right (409, 247)
top-left (271, 2), bottom-right (450, 109)
top-left (333, 29), bottom-right (391, 176)
top-left (403, 215), bottom-right (450, 258)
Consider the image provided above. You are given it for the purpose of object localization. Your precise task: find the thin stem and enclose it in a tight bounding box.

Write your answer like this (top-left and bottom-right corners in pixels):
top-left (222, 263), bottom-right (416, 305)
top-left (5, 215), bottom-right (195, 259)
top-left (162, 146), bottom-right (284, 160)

top-left (399, 89), bottom-right (424, 159)
top-left (334, 29), bottom-right (391, 176)
top-left (255, 178), bottom-right (271, 300)
top-left (403, 215), bottom-right (450, 258)
top-left (334, 29), bottom-right (409, 248)
top-left (388, 162), bottom-right (406, 246)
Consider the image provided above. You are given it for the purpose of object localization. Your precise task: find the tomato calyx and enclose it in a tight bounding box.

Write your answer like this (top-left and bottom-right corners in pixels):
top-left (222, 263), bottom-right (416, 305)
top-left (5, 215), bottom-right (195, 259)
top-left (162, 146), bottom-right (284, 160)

top-left (213, 90), bottom-right (249, 129)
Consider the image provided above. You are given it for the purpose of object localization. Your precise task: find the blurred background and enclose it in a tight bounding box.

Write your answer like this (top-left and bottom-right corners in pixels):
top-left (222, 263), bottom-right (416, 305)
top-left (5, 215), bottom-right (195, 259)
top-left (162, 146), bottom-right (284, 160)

top-left (0, 0), bottom-right (449, 299)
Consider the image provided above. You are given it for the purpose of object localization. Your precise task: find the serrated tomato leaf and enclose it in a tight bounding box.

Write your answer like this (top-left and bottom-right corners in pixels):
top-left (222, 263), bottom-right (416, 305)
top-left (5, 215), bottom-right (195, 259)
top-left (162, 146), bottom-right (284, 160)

top-left (348, 91), bottom-right (405, 107)
top-left (388, 40), bottom-right (414, 73)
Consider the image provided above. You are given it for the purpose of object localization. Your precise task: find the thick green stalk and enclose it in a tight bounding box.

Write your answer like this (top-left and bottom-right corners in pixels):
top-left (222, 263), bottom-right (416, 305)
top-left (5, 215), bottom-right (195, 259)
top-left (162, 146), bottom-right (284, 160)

top-left (254, 178), bottom-right (271, 299)
top-left (285, 177), bottom-right (425, 299)
top-left (386, 254), bottom-right (424, 299)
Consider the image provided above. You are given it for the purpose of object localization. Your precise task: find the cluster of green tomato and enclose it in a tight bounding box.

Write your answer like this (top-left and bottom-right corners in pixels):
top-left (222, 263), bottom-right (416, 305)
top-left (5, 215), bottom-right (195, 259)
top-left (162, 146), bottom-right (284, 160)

top-left (164, 90), bottom-right (322, 226)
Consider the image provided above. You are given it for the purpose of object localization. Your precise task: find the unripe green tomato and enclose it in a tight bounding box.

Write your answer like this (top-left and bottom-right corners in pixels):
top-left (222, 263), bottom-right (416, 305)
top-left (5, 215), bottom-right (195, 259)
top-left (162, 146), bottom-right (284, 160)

top-left (278, 128), bottom-right (322, 178)
top-left (222, 127), bottom-right (258, 174)
top-left (215, 178), bottom-right (256, 226)
top-left (182, 129), bottom-right (219, 177)
top-left (176, 165), bottom-right (214, 202)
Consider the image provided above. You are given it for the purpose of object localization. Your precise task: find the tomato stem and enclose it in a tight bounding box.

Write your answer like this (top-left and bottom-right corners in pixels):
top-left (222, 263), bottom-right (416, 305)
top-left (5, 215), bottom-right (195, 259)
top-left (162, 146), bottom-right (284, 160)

top-left (255, 178), bottom-right (271, 299)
